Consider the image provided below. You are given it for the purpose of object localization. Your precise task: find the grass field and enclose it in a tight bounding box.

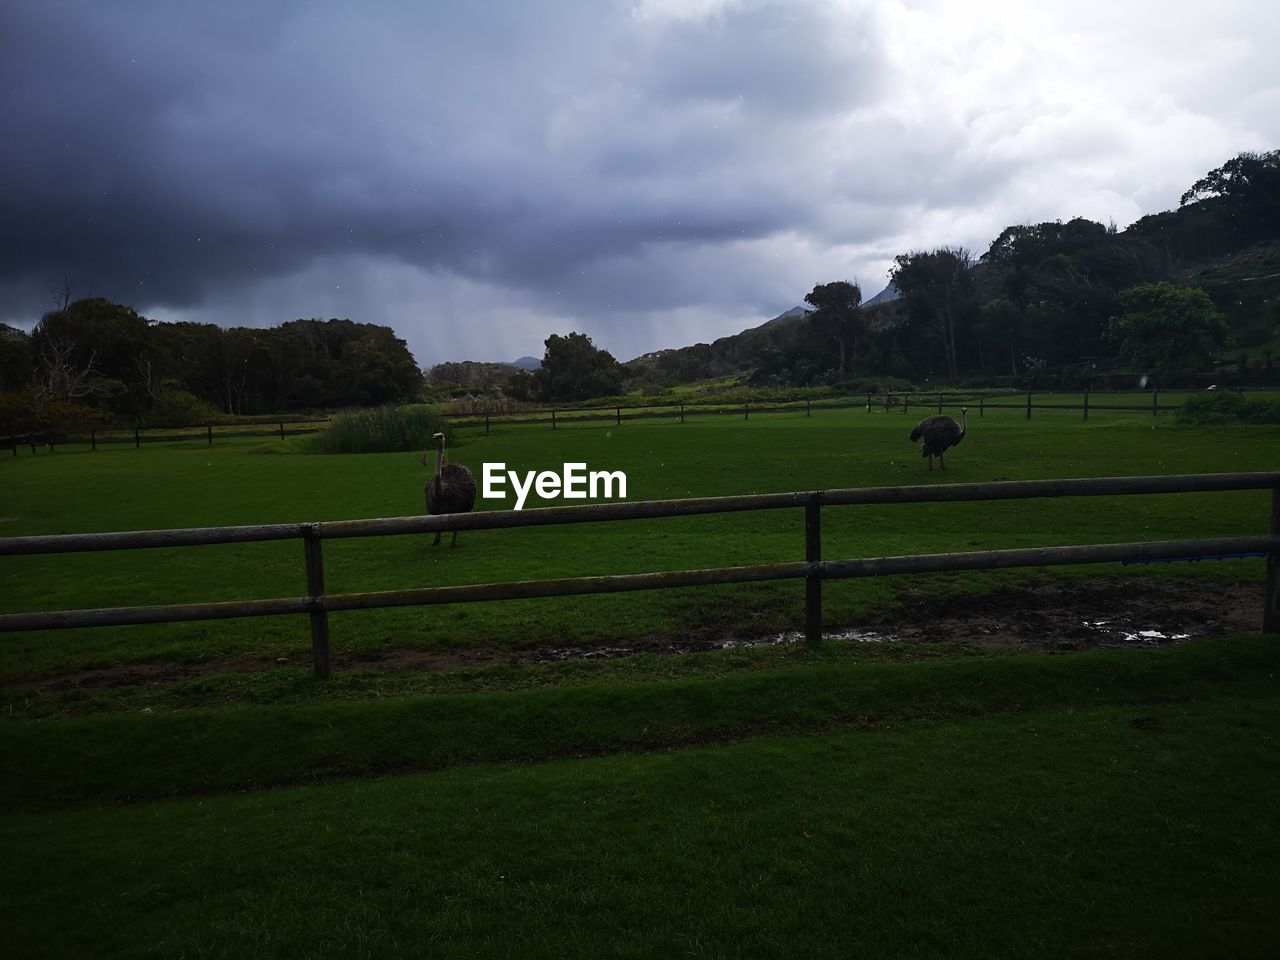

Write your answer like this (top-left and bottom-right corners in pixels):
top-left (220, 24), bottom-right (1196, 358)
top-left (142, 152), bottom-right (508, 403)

top-left (3, 405), bottom-right (1279, 956)
top-left (1, 405), bottom-right (1275, 680)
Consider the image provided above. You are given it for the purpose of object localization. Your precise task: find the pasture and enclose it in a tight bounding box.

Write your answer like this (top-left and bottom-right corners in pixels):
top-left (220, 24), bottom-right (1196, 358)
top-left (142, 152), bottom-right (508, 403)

top-left (3, 406), bottom-right (1279, 957)
top-left (2, 406), bottom-right (1275, 681)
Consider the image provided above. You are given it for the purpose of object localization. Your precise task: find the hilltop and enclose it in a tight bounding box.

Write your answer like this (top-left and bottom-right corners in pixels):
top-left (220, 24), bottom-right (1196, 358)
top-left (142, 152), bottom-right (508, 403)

top-left (625, 150), bottom-right (1280, 389)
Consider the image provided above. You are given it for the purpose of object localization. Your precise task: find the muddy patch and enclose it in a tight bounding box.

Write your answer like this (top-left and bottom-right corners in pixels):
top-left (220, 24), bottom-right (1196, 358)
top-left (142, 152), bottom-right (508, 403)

top-left (874, 577), bottom-right (1260, 652)
top-left (13, 576), bottom-right (1264, 690)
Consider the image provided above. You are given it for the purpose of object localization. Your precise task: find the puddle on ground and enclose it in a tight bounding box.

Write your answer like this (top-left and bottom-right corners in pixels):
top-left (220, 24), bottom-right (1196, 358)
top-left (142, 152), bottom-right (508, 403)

top-left (532, 628), bottom-right (894, 662)
top-left (1082, 620), bottom-right (1191, 645)
top-left (530, 618), bottom-right (1197, 662)
top-left (17, 577), bottom-right (1262, 689)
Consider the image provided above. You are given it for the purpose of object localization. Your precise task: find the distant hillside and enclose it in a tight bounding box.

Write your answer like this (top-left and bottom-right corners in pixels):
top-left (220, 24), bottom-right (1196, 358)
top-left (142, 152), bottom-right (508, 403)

top-left (1182, 242), bottom-right (1280, 361)
top-left (627, 149), bottom-right (1280, 388)
top-left (864, 283), bottom-right (900, 307)
top-left (427, 355), bottom-right (543, 389)
top-left (763, 306), bottom-right (809, 325)
top-left (625, 306), bottom-right (816, 384)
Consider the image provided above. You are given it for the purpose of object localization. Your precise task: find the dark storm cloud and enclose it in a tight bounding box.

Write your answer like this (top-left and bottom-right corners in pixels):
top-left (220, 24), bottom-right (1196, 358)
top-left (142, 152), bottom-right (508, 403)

top-left (0, 0), bottom-right (881, 328)
top-left (2, 1), bottom-right (1276, 365)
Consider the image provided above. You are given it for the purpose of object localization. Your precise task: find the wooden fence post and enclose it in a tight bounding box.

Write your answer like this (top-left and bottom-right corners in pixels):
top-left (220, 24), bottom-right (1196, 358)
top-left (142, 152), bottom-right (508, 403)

top-left (1153, 390), bottom-right (1159, 417)
top-left (303, 525), bottom-right (331, 679)
top-left (1026, 391), bottom-right (1032, 420)
top-left (979, 396), bottom-right (984, 418)
top-left (485, 415), bottom-right (490, 435)
top-left (552, 410), bottom-right (557, 430)
top-left (91, 430), bottom-right (97, 451)
top-left (207, 424), bottom-right (213, 445)
top-left (806, 399), bottom-right (811, 418)
top-left (1083, 390), bottom-right (1089, 422)
top-left (903, 395), bottom-right (909, 415)
top-left (745, 402), bottom-right (750, 420)
top-left (135, 426), bottom-right (141, 448)
top-left (937, 392), bottom-right (943, 415)
top-left (1266, 487), bottom-right (1280, 635)
top-left (616, 406), bottom-right (621, 426)
top-left (279, 422), bottom-right (285, 439)
top-left (679, 403), bottom-right (685, 423)
top-left (805, 493), bottom-right (822, 648)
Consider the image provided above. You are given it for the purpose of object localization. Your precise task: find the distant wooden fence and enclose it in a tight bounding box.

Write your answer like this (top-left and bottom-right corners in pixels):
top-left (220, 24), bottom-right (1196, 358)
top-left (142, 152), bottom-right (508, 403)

top-left (451, 388), bottom-right (1262, 433)
top-left (2, 472), bottom-right (1277, 678)
top-left (3, 418), bottom-right (331, 455)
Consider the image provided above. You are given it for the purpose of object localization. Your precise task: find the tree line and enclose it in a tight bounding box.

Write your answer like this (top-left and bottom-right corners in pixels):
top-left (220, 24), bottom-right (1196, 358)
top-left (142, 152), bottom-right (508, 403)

top-left (629, 150), bottom-right (1279, 390)
top-left (0, 299), bottom-right (422, 432)
top-left (426, 332), bottom-right (627, 406)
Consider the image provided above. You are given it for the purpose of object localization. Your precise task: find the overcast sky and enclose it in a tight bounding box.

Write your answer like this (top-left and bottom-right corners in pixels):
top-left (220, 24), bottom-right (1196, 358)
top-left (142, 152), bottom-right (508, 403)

top-left (2, 0), bottom-right (1276, 367)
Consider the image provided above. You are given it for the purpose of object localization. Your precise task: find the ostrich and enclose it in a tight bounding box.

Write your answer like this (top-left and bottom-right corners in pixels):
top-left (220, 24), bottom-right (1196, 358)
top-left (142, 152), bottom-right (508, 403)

top-left (422, 431), bottom-right (477, 547)
top-left (908, 406), bottom-right (968, 471)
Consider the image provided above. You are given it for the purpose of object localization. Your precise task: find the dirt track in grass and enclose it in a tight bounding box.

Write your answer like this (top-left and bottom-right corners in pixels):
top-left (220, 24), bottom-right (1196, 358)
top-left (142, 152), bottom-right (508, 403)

top-left (18, 575), bottom-right (1263, 691)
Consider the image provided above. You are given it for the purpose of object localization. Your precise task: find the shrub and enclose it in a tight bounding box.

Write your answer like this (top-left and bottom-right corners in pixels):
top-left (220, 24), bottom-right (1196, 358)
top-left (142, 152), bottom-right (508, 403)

top-left (308, 404), bottom-right (447, 454)
top-left (0, 390), bottom-right (108, 435)
top-left (142, 385), bottom-right (225, 428)
top-left (1177, 391), bottom-right (1280, 424)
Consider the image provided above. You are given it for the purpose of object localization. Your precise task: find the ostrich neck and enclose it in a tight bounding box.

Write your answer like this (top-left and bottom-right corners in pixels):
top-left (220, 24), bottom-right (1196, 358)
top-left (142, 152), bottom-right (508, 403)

top-left (433, 442), bottom-right (444, 479)
top-left (958, 411), bottom-right (968, 438)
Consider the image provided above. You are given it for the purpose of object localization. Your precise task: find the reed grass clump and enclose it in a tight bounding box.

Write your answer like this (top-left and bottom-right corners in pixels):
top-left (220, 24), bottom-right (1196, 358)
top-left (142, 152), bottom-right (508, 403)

top-left (309, 405), bottom-right (446, 453)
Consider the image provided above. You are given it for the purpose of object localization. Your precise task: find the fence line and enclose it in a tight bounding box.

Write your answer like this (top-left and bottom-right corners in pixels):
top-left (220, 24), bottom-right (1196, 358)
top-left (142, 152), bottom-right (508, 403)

top-left (3, 418), bottom-right (331, 455)
top-left (5, 387), bottom-right (1267, 454)
top-left (450, 387), bottom-right (1263, 433)
top-left (3, 472), bottom-right (1278, 678)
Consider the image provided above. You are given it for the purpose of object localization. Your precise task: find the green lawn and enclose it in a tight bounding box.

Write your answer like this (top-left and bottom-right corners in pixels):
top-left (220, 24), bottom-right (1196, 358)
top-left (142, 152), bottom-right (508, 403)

top-left (3, 408), bottom-right (1279, 956)
top-left (2, 407), bottom-right (1277, 680)
top-left (3, 657), bottom-right (1278, 958)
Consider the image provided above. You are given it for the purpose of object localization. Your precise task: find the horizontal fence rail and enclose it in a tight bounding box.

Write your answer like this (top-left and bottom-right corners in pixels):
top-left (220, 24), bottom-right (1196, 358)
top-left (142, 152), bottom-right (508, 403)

top-left (4, 418), bottom-right (331, 455)
top-left (2, 472), bottom-right (1278, 677)
top-left (4, 472), bottom-right (1278, 557)
top-left (447, 387), bottom-right (1269, 433)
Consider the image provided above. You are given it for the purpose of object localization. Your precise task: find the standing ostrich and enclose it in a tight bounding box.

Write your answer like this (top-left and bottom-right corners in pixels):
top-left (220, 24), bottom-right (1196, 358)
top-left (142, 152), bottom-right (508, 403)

top-left (908, 406), bottom-right (968, 471)
top-left (422, 431), bottom-right (477, 547)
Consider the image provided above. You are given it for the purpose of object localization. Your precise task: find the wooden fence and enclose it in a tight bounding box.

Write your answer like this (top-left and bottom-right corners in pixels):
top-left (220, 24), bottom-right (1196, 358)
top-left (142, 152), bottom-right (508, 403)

top-left (2, 472), bottom-right (1278, 678)
top-left (5, 388), bottom-right (1267, 452)
top-left (450, 388), bottom-right (1260, 433)
top-left (3, 418), bottom-right (331, 455)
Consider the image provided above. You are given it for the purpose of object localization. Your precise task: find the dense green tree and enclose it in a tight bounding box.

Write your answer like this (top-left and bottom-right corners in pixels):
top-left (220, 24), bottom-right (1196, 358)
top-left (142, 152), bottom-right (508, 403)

top-left (6, 300), bottom-right (424, 421)
top-left (976, 300), bottom-right (1033, 376)
top-left (503, 369), bottom-right (540, 402)
top-left (1180, 149), bottom-right (1280, 232)
top-left (30, 298), bottom-right (157, 414)
top-left (1106, 283), bottom-right (1227, 372)
top-left (0, 324), bottom-right (34, 392)
top-left (537, 332), bottom-right (624, 402)
top-left (427, 361), bottom-right (521, 390)
top-left (890, 248), bottom-right (975, 378)
top-left (803, 280), bottom-right (863, 376)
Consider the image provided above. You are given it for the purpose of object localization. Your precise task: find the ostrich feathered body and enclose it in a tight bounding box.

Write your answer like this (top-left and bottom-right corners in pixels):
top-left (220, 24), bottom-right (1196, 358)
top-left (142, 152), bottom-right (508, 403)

top-left (426, 460), bottom-right (477, 516)
top-left (909, 415), bottom-right (966, 457)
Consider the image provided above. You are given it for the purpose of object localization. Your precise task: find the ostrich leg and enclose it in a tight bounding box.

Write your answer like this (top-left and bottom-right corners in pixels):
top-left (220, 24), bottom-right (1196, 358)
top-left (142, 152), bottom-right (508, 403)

top-left (451, 529), bottom-right (459, 548)
top-left (940, 453), bottom-right (946, 470)
top-left (432, 531), bottom-right (442, 546)
top-left (927, 455), bottom-right (933, 471)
